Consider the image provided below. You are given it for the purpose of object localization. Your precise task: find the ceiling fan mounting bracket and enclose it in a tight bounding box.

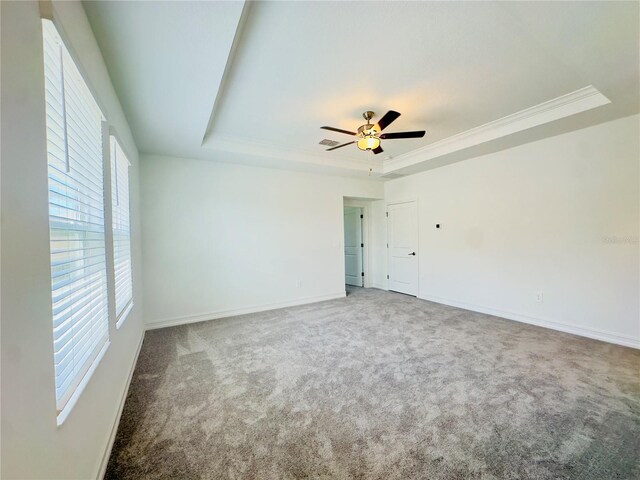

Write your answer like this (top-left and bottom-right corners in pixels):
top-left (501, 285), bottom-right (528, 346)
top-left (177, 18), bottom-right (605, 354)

top-left (362, 111), bottom-right (375, 122)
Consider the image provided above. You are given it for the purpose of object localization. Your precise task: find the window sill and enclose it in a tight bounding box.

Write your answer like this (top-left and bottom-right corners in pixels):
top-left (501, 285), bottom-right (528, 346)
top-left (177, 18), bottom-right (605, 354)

top-left (116, 301), bottom-right (134, 330)
top-left (56, 340), bottom-right (111, 427)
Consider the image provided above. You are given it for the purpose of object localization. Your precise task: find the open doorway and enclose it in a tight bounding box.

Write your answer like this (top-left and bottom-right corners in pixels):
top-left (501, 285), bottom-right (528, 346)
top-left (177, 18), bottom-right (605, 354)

top-left (344, 206), bottom-right (364, 287)
top-left (343, 196), bottom-right (383, 292)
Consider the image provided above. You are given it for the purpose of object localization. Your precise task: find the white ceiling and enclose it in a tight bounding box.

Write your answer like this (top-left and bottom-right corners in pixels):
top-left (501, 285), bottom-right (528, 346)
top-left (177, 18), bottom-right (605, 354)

top-left (84, 1), bottom-right (639, 178)
top-left (83, 0), bottom-right (245, 158)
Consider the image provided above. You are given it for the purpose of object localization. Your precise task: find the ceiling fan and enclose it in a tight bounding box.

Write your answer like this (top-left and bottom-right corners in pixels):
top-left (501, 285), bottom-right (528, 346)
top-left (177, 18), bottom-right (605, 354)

top-left (321, 110), bottom-right (426, 155)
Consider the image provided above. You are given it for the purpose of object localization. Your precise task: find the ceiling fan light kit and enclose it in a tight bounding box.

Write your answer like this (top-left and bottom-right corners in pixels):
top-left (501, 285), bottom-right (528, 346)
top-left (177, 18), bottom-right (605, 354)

top-left (355, 111), bottom-right (380, 151)
top-left (357, 136), bottom-right (380, 151)
top-left (320, 110), bottom-right (426, 155)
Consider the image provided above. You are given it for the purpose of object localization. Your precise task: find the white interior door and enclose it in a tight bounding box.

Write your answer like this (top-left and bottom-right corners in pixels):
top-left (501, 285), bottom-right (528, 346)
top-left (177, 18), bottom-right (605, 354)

top-left (388, 201), bottom-right (418, 295)
top-left (344, 207), bottom-right (363, 286)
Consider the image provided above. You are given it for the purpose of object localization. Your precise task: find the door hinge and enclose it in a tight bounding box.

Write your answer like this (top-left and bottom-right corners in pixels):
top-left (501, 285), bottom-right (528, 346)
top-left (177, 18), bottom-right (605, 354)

top-left (386, 243), bottom-right (389, 248)
top-left (387, 274), bottom-right (390, 279)
top-left (360, 214), bottom-right (363, 219)
top-left (361, 272), bottom-right (365, 276)
top-left (386, 212), bottom-right (389, 217)
top-left (361, 243), bottom-right (364, 248)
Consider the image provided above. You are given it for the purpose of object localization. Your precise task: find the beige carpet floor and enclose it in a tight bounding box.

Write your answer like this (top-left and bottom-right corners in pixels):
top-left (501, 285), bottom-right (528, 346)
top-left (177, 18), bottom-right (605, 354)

top-left (107, 288), bottom-right (640, 479)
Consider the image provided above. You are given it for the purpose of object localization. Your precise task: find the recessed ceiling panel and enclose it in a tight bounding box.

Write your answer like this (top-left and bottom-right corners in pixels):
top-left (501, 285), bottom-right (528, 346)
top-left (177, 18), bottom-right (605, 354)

top-left (85, 0), bottom-right (638, 176)
top-left (203, 1), bottom-right (638, 166)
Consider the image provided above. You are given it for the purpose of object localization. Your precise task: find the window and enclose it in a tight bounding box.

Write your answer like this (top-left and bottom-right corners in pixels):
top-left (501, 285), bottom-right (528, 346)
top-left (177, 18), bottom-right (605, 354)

top-left (110, 136), bottom-right (133, 326)
top-left (42, 19), bottom-right (109, 416)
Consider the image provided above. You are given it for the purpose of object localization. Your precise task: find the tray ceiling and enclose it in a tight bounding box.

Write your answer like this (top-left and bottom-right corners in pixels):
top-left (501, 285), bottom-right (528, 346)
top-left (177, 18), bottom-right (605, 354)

top-left (84, 1), bottom-right (639, 178)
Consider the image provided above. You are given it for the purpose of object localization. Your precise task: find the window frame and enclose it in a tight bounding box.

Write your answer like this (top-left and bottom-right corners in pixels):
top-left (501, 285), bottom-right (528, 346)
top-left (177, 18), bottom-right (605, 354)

top-left (42, 17), bottom-right (112, 425)
top-left (109, 133), bottom-right (134, 329)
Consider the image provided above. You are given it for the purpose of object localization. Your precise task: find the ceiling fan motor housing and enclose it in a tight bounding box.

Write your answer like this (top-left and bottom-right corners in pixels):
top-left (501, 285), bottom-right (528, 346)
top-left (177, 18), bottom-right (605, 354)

top-left (358, 123), bottom-right (379, 136)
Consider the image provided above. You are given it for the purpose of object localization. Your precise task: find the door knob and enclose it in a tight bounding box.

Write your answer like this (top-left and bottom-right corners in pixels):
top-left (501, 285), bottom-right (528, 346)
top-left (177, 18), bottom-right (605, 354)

top-left (408, 252), bottom-right (416, 256)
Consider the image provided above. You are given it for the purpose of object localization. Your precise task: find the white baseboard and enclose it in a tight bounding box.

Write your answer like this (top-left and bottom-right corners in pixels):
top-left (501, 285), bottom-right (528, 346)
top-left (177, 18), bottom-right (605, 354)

top-left (421, 293), bottom-right (640, 349)
top-left (145, 292), bottom-right (346, 330)
top-left (97, 331), bottom-right (145, 480)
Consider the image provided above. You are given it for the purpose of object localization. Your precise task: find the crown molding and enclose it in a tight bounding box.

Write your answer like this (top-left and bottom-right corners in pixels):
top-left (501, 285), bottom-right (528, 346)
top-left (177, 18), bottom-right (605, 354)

top-left (200, 1), bottom-right (253, 144)
top-left (383, 85), bottom-right (611, 172)
top-left (201, 86), bottom-right (609, 177)
top-left (203, 134), bottom-right (384, 174)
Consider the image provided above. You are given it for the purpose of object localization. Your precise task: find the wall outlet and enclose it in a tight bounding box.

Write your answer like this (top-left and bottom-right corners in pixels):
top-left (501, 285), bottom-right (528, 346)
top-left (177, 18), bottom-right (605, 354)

top-left (535, 292), bottom-right (544, 303)
top-left (296, 279), bottom-right (302, 288)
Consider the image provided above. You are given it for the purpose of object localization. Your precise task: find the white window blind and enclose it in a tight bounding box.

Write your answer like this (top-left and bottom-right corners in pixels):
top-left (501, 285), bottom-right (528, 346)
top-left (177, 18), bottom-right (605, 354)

top-left (42, 19), bottom-right (109, 413)
top-left (110, 137), bottom-right (133, 325)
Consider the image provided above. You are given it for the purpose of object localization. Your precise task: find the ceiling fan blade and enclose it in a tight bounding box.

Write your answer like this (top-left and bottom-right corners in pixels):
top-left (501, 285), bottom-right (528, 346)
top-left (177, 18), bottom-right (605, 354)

top-left (326, 141), bottom-right (356, 151)
top-left (372, 146), bottom-right (384, 155)
top-left (375, 110), bottom-right (401, 131)
top-left (379, 130), bottom-right (426, 139)
top-left (320, 126), bottom-right (357, 136)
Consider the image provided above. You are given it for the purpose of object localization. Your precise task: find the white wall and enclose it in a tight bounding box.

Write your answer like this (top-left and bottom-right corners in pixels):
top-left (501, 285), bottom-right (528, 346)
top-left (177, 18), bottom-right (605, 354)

top-left (141, 155), bottom-right (383, 328)
top-left (384, 114), bottom-right (640, 348)
top-left (1, 2), bottom-right (144, 478)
